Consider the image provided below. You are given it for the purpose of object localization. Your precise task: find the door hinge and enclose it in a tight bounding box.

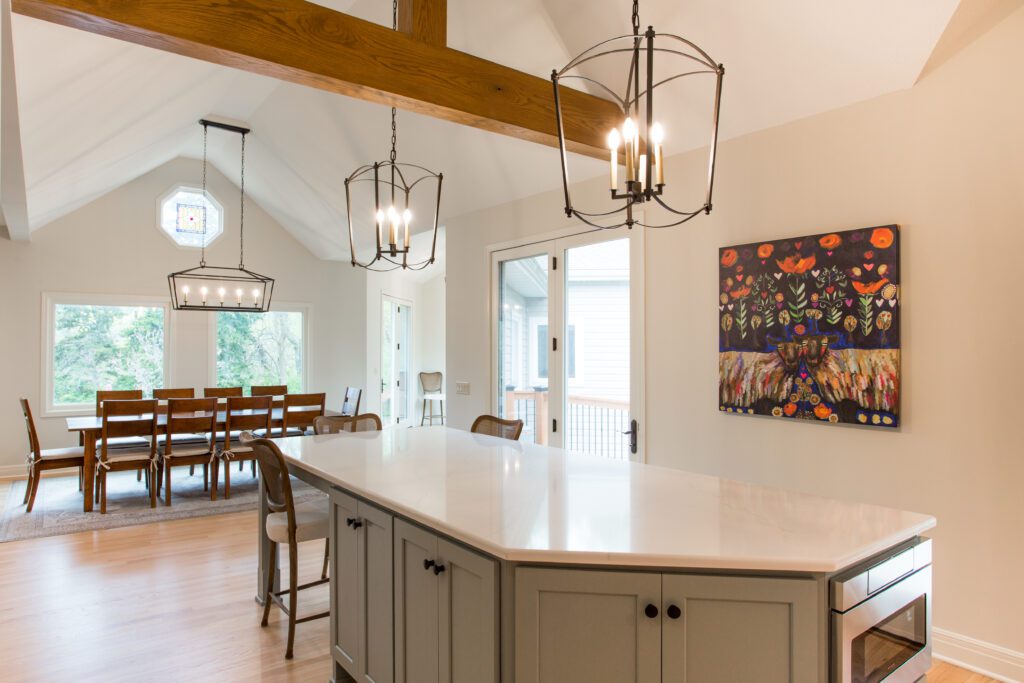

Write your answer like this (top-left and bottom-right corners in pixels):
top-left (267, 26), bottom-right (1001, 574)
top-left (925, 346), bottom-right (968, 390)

top-left (552, 337), bottom-right (558, 351)
top-left (552, 256), bottom-right (558, 270)
top-left (397, 343), bottom-right (400, 350)
top-left (552, 418), bottom-right (557, 433)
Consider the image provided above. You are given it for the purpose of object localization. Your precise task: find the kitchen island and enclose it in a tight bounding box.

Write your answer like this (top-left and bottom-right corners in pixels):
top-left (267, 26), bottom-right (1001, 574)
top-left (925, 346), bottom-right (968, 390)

top-left (263, 426), bottom-right (935, 683)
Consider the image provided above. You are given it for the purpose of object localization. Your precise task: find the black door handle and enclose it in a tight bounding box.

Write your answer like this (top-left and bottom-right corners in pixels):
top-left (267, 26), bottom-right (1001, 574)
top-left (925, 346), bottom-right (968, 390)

top-left (623, 419), bottom-right (638, 455)
top-left (346, 517), bottom-right (362, 529)
top-left (644, 603), bottom-right (659, 619)
top-left (423, 559), bottom-right (436, 571)
top-left (433, 563), bottom-right (446, 575)
top-left (666, 604), bottom-right (682, 620)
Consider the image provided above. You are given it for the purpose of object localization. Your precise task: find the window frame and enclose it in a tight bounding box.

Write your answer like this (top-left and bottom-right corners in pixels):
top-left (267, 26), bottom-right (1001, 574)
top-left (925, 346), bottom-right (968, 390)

top-left (41, 292), bottom-right (174, 417)
top-left (207, 302), bottom-right (312, 394)
top-left (156, 183), bottom-right (225, 249)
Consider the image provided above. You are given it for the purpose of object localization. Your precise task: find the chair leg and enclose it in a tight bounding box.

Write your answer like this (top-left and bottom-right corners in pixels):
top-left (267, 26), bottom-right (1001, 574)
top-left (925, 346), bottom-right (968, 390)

top-left (189, 464), bottom-right (195, 476)
top-left (239, 460), bottom-right (244, 473)
top-left (164, 462), bottom-right (172, 507)
top-left (286, 541), bottom-right (298, 659)
top-left (421, 399), bottom-right (427, 426)
top-left (252, 460), bottom-right (257, 478)
top-left (224, 461), bottom-right (232, 500)
top-left (23, 466), bottom-right (33, 505)
top-left (137, 469), bottom-right (142, 482)
top-left (25, 465), bottom-right (42, 513)
top-left (203, 463), bottom-right (209, 492)
top-left (261, 541), bottom-right (277, 627)
top-left (79, 466), bottom-right (84, 492)
top-left (99, 469), bottom-right (107, 514)
top-left (322, 537), bottom-right (330, 581)
top-left (210, 460), bottom-right (219, 501)
top-left (150, 464), bottom-right (158, 508)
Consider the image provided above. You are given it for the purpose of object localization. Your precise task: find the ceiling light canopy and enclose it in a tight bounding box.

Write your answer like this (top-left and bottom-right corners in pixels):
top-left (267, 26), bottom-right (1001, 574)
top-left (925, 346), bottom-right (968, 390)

top-left (552, 0), bottom-right (724, 230)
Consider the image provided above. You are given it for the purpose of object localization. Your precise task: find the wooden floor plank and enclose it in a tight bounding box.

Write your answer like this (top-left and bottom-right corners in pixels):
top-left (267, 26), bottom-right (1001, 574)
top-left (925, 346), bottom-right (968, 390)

top-left (0, 483), bottom-right (999, 682)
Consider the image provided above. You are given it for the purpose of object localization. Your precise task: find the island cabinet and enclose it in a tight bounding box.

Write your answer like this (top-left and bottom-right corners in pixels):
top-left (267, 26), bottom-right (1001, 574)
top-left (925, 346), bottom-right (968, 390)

top-left (393, 519), bottom-right (499, 683)
top-left (330, 490), bottom-right (395, 683)
top-left (515, 568), bottom-right (820, 683)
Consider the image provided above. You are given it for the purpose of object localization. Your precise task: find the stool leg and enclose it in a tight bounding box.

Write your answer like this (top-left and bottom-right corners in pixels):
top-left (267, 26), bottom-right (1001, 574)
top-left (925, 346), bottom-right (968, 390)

top-left (261, 541), bottom-right (277, 627)
top-left (286, 541), bottom-right (298, 659)
top-left (322, 537), bottom-right (330, 581)
top-left (421, 398), bottom-right (427, 426)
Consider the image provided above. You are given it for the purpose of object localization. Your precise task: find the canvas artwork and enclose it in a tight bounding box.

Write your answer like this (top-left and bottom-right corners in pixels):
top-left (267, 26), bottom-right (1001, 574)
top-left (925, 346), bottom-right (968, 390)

top-left (718, 225), bottom-right (900, 428)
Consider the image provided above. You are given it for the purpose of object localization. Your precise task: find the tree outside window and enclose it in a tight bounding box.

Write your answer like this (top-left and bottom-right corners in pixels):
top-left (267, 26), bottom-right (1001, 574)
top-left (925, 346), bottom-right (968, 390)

top-left (216, 310), bottom-right (304, 393)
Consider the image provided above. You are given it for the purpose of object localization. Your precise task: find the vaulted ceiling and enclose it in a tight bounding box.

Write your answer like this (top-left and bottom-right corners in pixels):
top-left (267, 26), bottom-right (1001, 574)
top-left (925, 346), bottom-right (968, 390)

top-left (8, 0), bottom-right (960, 258)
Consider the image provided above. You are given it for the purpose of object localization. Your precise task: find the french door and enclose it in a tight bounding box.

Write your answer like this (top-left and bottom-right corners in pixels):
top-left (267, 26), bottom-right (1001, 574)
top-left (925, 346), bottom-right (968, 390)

top-left (381, 297), bottom-right (411, 426)
top-left (492, 229), bottom-right (644, 460)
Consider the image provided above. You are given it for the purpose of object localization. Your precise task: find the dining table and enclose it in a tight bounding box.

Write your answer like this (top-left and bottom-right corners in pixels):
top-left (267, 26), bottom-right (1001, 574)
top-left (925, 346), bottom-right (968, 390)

top-left (65, 407), bottom-right (338, 512)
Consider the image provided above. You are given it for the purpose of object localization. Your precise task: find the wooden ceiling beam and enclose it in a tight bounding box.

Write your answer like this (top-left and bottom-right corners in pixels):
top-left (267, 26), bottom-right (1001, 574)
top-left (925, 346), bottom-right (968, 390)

top-left (12, 0), bottom-right (618, 159)
top-left (398, 0), bottom-right (446, 48)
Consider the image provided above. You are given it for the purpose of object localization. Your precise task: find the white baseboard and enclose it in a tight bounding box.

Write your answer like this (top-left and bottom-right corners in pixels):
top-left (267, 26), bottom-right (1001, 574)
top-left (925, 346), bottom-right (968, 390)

top-left (934, 627), bottom-right (1024, 682)
top-left (0, 464), bottom-right (78, 481)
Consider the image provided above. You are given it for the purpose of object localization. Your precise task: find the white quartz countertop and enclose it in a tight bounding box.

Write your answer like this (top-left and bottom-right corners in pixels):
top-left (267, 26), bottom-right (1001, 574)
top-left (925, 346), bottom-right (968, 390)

top-left (274, 427), bottom-right (935, 573)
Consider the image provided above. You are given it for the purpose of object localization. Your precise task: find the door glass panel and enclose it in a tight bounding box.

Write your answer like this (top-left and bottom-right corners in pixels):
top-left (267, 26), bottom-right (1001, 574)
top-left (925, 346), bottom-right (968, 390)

top-left (381, 300), bottom-right (395, 425)
top-left (498, 254), bottom-right (549, 444)
top-left (851, 596), bottom-right (927, 683)
top-left (381, 299), bottom-right (411, 426)
top-left (564, 238), bottom-right (631, 459)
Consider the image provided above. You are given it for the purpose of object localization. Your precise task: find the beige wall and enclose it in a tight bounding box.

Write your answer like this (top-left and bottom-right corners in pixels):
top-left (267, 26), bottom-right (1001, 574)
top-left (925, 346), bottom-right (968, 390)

top-left (0, 156), bottom-right (366, 467)
top-left (445, 6), bottom-right (1024, 669)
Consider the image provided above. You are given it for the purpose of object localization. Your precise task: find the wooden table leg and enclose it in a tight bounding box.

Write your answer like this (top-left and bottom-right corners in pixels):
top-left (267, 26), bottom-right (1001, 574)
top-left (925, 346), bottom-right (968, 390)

top-left (82, 429), bottom-right (96, 512)
top-left (256, 473), bottom-right (280, 604)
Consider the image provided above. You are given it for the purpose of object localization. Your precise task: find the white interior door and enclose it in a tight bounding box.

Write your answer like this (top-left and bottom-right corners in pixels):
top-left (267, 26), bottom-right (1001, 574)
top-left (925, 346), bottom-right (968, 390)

top-left (492, 229), bottom-right (644, 460)
top-left (381, 297), bottom-right (412, 426)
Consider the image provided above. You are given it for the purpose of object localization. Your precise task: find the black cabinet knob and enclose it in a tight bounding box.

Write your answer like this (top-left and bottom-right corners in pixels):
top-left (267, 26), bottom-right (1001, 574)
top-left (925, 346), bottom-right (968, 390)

top-left (433, 563), bottom-right (446, 575)
top-left (346, 517), bottom-right (362, 529)
top-left (644, 603), bottom-right (659, 619)
top-left (423, 559), bottom-right (436, 571)
top-left (666, 604), bottom-right (682, 620)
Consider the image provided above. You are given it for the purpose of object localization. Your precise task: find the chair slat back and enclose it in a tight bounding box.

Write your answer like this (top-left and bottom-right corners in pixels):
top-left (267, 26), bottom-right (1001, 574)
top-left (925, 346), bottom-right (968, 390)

top-left (204, 387), bottom-right (243, 399)
top-left (225, 396), bottom-right (273, 442)
top-left (153, 388), bottom-right (195, 400)
top-left (470, 414), bottom-right (524, 441)
top-left (96, 390), bottom-right (142, 416)
top-left (19, 398), bottom-right (41, 463)
top-left (166, 398), bottom-right (217, 437)
top-left (314, 414), bottom-right (382, 434)
top-left (251, 385), bottom-right (288, 398)
top-left (101, 400), bottom-right (158, 446)
top-left (282, 393), bottom-right (326, 433)
top-left (419, 372), bottom-right (443, 393)
top-left (250, 439), bottom-right (295, 517)
top-left (341, 387), bottom-right (362, 416)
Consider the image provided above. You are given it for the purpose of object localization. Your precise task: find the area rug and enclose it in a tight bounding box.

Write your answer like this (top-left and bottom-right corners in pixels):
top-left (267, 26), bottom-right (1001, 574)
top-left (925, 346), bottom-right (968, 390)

top-left (0, 468), bottom-right (325, 542)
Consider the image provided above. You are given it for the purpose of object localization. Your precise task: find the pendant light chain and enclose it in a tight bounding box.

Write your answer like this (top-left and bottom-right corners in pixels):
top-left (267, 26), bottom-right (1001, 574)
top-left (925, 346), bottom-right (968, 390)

top-left (239, 132), bottom-right (246, 269)
top-left (200, 123), bottom-right (208, 268)
top-left (390, 0), bottom-right (399, 163)
top-left (632, 0), bottom-right (640, 36)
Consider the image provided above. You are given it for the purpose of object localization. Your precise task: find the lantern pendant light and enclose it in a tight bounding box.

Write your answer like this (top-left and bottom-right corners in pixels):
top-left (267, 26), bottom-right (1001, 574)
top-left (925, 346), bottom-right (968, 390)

top-left (344, 0), bottom-right (443, 272)
top-left (168, 120), bottom-right (274, 312)
top-left (551, 0), bottom-right (724, 229)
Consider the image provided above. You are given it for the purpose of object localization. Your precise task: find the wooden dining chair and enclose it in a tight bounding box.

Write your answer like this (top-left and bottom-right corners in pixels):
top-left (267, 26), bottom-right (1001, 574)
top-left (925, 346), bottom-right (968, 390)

top-left (419, 372), bottom-right (443, 425)
top-left (153, 388), bottom-right (195, 401)
top-left (213, 395), bottom-right (272, 500)
top-left (340, 387), bottom-right (362, 417)
top-left (97, 399), bottom-right (159, 513)
top-left (250, 438), bottom-right (330, 659)
top-left (313, 413), bottom-right (382, 434)
top-left (157, 398), bottom-right (217, 506)
top-left (470, 414), bottom-right (524, 440)
top-left (19, 399), bottom-right (87, 512)
top-left (272, 393), bottom-right (326, 437)
top-left (251, 385), bottom-right (288, 398)
top-left (153, 388), bottom-right (207, 476)
top-left (95, 390), bottom-right (149, 452)
top-left (204, 387), bottom-right (244, 400)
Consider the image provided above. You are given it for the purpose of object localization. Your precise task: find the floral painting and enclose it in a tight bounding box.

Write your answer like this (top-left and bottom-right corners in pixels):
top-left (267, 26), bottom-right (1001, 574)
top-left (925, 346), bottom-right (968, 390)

top-left (719, 225), bottom-right (900, 428)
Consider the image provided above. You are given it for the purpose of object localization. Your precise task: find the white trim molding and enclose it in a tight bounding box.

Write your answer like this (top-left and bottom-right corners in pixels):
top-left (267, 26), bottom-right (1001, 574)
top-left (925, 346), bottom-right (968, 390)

top-left (934, 627), bottom-right (1024, 682)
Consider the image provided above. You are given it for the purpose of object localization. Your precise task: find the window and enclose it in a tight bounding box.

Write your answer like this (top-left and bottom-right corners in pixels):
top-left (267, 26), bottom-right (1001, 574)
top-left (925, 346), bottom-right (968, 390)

top-left (159, 185), bottom-right (223, 248)
top-left (44, 295), bottom-right (170, 413)
top-left (536, 324), bottom-right (575, 379)
top-left (214, 309), bottom-right (307, 393)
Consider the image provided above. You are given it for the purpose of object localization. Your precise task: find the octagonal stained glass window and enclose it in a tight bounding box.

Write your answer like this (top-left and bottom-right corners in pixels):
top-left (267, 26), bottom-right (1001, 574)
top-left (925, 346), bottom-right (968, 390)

top-left (159, 186), bottom-right (223, 248)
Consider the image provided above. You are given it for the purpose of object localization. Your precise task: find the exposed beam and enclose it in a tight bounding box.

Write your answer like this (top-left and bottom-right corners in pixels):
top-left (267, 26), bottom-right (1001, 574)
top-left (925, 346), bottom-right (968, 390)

top-left (1, 0), bottom-right (30, 241)
top-left (12, 0), bottom-right (619, 159)
top-left (398, 0), bottom-right (446, 48)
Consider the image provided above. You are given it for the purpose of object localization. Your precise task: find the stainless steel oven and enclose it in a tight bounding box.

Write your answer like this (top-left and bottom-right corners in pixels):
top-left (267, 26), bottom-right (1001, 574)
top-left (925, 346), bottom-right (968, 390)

top-left (831, 536), bottom-right (932, 683)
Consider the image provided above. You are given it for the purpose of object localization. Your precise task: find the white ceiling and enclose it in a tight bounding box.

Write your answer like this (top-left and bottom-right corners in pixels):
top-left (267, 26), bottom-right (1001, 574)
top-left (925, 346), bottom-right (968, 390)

top-left (10, 0), bottom-right (959, 258)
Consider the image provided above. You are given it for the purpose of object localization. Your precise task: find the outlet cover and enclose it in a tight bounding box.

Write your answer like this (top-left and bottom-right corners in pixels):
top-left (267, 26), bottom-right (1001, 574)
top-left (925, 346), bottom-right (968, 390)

top-left (455, 382), bottom-right (471, 395)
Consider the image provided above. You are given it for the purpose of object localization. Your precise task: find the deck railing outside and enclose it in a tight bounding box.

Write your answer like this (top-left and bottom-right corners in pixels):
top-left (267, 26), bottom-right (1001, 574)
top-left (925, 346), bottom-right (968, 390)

top-left (503, 390), bottom-right (630, 459)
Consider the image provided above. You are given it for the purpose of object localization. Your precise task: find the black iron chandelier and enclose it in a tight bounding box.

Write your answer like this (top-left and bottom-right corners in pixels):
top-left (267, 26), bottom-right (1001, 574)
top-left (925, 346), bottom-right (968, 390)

top-left (344, 0), bottom-right (443, 272)
top-left (551, 0), bottom-right (724, 229)
top-left (168, 120), bottom-right (274, 312)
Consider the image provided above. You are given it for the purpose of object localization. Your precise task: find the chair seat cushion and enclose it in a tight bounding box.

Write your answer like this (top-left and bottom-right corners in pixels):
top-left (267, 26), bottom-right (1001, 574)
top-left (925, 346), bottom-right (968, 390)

top-left (265, 501), bottom-right (329, 544)
top-left (160, 445), bottom-right (214, 458)
top-left (253, 427), bottom-right (306, 438)
top-left (155, 433), bottom-right (209, 445)
top-left (103, 450), bottom-right (155, 464)
top-left (218, 444), bottom-right (254, 457)
top-left (104, 436), bottom-right (151, 450)
top-left (38, 446), bottom-right (86, 461)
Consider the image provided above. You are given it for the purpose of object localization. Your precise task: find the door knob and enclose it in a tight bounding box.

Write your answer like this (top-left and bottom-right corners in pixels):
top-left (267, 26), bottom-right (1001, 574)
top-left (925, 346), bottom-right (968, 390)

top-left (433, 563), bottom-right (446, 575)
top-left (666, 604), bottom-right (682, 620)
top-left (644, 603), bottom-right (659, 619)
top-left (423, 559), bottom-right (436, 571)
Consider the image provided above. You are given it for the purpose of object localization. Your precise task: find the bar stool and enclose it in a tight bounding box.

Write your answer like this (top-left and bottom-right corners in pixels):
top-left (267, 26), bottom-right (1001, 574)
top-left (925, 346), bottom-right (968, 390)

top-left (419, 371), bottom-right (444, 425)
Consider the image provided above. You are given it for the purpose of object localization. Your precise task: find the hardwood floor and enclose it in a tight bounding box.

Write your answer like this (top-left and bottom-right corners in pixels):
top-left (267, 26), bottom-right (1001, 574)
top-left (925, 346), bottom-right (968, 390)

top-left (0, 483), bottom-right (1001, 682)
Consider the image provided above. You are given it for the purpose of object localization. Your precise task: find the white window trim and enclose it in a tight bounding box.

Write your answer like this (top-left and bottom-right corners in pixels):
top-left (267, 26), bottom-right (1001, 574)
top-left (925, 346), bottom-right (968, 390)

top-left (41, 292), bottom-right (175, 417)
top-left (207, 302), bottom-right (312, 393)
top-left (156, 183), bottom-right (225, 250)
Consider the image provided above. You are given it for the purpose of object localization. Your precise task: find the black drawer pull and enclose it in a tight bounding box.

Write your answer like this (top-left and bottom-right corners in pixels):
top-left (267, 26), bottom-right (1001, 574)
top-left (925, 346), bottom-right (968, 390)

top-left (644, 603), bottom-right (659, 619)
top-left (666, 604), bottom-right (682, 620)
top-left (423, 559), bottom-right (436, 571)
top-left (433, 563), bottom-right (446, 575)
top-left (345, 517), bottom-right (362, 529)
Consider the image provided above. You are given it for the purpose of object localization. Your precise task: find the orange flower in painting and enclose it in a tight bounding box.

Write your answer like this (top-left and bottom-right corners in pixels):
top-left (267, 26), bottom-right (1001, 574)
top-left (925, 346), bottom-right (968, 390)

top-left (869, 227), bottom-right (894, 249)
top-left (776, 253), bottom-right (817, 274)
top-left (814, 404), bottom-right (832, 420)
top-left (852, 278), bottom-right (890, 295)
top-left (783, 402), bottom-right (798, 417)
top-left (818, 234), bottom-right (842, 250)
top-left (729, 286), bottom-right (751, 299)
top-left (757, 243), bottom-right (774, 259)
top-left (720, 249), bottom-right (738, 267)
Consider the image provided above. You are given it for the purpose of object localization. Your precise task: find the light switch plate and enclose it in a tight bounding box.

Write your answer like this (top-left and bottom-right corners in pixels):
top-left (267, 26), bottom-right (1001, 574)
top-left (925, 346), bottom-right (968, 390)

top-left (455, 382), bottom-right (470, 395)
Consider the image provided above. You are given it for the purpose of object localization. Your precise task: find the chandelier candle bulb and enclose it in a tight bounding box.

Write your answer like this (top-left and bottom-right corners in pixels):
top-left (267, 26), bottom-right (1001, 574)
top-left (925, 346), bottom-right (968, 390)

top-left (252, 289), bottom-right (259, 307)
top-left (638, 154), bottom-right (647, 191)
top-left (607, 129), bottom-right (620, 190)
top-left (235, 288), bottom-right (243, 306)
top-left (182, 285), bottom-right (190, 305)
top-left (651, 122), bottom-right (665, 185)
top-left (622, 118), bottom-right (636, 181)
top-left (403, 209), bottom-right (412, 249)
top-left (217, 287), bottom-right (226, 305)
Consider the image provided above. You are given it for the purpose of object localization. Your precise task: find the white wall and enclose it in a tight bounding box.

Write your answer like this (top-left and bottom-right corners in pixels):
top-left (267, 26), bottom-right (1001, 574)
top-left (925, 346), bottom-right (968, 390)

top-left (0, 156), bottom-right (366, 467)
top-left (444, 7), bottom-right (1024, 674)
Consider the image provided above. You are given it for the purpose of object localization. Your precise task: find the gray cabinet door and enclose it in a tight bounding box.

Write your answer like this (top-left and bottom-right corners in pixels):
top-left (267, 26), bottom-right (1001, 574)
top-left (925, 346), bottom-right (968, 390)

top-left (437, 539), bottom-right (498, 683)
top-left (515, 568), bottom-right (662, 683)
top-left (394, 519), bottom-right (440, 683)
top-left (661, 574), bottom-right (819, 683)
top-left (358, 500), bottom-right (394, 683)
top-left (331, 489), bottom-right (361, 677)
